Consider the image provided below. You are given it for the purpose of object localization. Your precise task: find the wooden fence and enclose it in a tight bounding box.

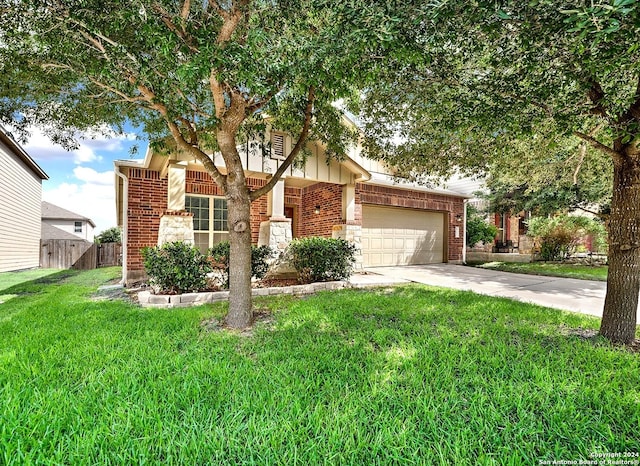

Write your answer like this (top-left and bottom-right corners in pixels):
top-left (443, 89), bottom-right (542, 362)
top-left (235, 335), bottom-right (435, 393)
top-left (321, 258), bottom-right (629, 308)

top-left (97, 242), bottom-right (122, 267)
top-left (40, 241), bottom-right (122, 270)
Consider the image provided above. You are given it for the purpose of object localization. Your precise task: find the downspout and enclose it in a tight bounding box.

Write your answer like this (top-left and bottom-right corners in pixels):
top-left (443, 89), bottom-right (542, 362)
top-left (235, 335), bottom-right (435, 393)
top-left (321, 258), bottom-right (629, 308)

top-left (462, 199), bottom-right (468, 264)
top-left (115, 165), bottom-right (129, 285)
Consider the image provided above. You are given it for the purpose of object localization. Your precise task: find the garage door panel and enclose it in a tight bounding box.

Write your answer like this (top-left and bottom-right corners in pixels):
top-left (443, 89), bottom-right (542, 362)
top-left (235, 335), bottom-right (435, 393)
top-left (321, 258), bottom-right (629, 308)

top-left (362, 205), bottom-right (445, 267)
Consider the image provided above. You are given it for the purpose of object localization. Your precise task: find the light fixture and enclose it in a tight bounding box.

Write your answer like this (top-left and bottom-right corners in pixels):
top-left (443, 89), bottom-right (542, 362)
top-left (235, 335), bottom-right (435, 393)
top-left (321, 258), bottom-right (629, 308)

top-left (314, 205), bottom-right (321, 214)
top-left (455, 214), bottom-right (463, 222)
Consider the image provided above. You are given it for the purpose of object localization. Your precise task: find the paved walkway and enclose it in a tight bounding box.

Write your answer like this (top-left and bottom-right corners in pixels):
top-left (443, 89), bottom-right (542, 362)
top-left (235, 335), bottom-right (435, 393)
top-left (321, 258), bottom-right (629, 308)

top-left (352, 264), bottom-right (638, 321)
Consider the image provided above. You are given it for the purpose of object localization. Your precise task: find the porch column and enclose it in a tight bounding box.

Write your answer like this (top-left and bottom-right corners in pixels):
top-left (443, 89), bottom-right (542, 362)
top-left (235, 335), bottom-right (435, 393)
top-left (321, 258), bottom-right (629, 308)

top-left (158, 161), bottom-right (194, 246)
top-left (333, 183), bottom-right (363, 270)
top-left (167, 161), bottom-right (187, 211)
top-left (268, 178), bottom-right (286, 220)
top-left (259, 178), bottom-right (293, 256)
top-left (343, 183), bottom-right (356, 223)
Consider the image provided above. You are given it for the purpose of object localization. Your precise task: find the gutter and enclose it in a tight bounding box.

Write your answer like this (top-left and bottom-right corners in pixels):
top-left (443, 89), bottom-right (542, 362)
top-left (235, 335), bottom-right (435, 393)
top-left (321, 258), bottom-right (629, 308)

top-left (462, 199), bottom-right (468, 264)
top-left (115, 163), bottom-right (129, 285)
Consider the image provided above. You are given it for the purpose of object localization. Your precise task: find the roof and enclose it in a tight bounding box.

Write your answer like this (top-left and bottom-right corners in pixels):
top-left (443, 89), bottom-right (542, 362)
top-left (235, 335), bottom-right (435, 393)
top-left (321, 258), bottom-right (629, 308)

top-left (42, 201), bottom-right (96, 227)
top-left (41, 223), bottom-right (86, 241)
top-left (0, 125), bottom-right (48, 180)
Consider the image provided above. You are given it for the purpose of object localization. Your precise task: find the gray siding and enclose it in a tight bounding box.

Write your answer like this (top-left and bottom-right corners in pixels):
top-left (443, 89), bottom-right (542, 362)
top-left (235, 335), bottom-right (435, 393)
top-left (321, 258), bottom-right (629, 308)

top-left (0, 141), bottom-right (43, 272)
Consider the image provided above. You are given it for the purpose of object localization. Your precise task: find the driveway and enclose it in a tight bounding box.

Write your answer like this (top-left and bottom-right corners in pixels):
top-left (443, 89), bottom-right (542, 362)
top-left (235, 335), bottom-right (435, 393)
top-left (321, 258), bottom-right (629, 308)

top-left (364, 264), bottom-right (638, 321)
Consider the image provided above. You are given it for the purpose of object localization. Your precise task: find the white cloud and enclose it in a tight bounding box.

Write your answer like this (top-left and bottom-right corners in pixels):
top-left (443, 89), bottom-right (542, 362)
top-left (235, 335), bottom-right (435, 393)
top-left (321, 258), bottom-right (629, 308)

top-left (21, 125), bottom-right (137, 165)
top-left (73, 166), bottom-right (113, 185)
top-left (43, 169), bottom-right (116, 234)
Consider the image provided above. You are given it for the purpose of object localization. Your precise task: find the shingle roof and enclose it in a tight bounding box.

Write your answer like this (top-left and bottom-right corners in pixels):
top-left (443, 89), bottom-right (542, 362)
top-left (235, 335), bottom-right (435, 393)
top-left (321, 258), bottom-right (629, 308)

top-left (41, 201), bottom-right (96, 227)
top-left (41, 223), bottom-right (86, 241)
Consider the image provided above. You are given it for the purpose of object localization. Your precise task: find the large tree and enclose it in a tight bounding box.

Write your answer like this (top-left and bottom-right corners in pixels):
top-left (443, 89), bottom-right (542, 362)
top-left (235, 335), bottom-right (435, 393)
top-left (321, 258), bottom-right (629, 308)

top-left (356, 1), bottom-right (640, 343)
top-left (0, 0), bottom-right (406, 328)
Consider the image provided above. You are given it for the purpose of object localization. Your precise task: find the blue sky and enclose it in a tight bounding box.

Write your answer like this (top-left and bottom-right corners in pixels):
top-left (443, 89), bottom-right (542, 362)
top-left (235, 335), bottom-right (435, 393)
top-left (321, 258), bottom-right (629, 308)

top-left (23, 126), bottom-right (146, 235)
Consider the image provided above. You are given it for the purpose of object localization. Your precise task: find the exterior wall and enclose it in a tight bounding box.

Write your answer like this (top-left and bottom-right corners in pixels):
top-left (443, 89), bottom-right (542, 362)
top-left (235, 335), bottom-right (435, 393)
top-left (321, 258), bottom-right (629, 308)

top-left (126, 168), bottom-right (270, 280)
top-left (300, 183), bottom-right (344, 237)
top-left (0, 141), bottom-right (42, 272)
top-left (356, 183), bottom-right (465, 262)
top-left (41, 219), bottom-right (95, 242)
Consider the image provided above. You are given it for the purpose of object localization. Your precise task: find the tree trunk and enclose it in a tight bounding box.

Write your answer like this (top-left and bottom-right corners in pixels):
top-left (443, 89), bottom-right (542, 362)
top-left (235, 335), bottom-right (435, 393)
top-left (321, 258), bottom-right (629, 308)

top-left (224, 179), bottom-right (253, 328)
top-left (218, 126), bottom-right (254, 329)
top-left (599, 155), bottom-right (640, 344)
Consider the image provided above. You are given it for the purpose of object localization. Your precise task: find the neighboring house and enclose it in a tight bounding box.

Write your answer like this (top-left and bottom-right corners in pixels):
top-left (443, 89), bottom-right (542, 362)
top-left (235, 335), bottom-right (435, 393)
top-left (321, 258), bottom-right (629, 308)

top-left (41, 201), bottom-right (96, 242)
top-left (0, 126), bottom-right (49, 272)
top-left (115, 125), bottom-right (470, 284)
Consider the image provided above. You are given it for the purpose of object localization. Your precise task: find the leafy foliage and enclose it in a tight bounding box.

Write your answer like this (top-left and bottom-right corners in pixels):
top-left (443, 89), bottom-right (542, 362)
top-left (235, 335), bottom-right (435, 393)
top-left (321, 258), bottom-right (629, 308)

top-left (286, 237), bottom-right (356, 283)
top-left (208, 242), bottom-right (272, 289)
top-left (466, 205), bottom-right (498, 246)
top-left (94, 227), bottom-right (122, 244)
top-left (141, 242), bottom-right (212, 294)
top-left (527, 216), bottom-right (607, 261)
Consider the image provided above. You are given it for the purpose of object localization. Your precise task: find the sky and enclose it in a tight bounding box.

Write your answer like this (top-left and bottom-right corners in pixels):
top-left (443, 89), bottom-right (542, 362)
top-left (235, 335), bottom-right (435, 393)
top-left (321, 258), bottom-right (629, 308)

top-left (23, 126), bottom-right (146, 235)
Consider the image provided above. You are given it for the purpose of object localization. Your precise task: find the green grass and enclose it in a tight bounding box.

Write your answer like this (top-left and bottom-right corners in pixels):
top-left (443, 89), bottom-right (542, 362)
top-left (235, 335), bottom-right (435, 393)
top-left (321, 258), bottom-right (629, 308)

top-left (471, 261), bottom-right (609, 281)
top-left (0, 268), bottom-right (61, 303)
top-left (1, 268), bottom-right (638, 465)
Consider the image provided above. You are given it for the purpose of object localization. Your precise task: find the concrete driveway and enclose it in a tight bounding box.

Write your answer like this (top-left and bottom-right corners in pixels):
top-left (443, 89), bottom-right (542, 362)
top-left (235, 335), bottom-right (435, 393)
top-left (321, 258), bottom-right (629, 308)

top-left (363, 264), bottom-right (636, 320)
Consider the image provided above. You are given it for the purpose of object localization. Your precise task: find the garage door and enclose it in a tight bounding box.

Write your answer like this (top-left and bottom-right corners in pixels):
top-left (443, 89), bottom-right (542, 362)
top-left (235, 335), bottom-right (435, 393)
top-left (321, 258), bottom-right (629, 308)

top-left (361, 205), bottom-right (445, 267)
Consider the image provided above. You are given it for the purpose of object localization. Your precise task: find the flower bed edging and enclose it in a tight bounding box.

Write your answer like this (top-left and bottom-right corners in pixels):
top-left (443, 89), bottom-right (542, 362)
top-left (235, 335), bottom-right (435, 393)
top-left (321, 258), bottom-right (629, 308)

top-left (138, 281), bottom-right (347, 308)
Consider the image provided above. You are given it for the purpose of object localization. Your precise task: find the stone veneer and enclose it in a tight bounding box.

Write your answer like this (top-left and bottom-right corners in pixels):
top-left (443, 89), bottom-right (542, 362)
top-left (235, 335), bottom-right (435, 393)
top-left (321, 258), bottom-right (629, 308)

top-left (332, 224), bottom-right (363, 270)
top-left (157, 212), bottom-right (194, 246)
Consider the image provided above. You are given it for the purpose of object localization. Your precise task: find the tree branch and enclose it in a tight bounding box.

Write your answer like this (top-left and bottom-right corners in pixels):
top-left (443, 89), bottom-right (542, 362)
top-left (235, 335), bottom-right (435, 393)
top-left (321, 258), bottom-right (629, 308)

top-left (586, 78), bottom-right (612, 122)
top-left (573, 130), bottom-right (621, 161)
top-left (152, 2), bottom-right (200, 53)
top-left (130, 76), bottom-right (227, 189)
top-left (250, 86), bottom-right (316, 201)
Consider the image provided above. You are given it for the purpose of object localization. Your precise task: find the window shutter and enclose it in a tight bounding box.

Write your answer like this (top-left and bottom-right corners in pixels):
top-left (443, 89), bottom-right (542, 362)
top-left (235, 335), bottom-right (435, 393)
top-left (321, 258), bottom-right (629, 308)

top-left (271, 133), bottom-right (285, 161)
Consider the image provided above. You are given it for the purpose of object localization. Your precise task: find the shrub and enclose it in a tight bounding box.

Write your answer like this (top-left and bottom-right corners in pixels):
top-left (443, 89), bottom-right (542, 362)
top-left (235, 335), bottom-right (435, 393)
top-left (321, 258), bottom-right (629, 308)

top-left (527, 215), bottom-right (607, 261)
top-left (466, 206), bottom-right (499, 246)
top-left (141, 242), bottom-right (212, 294)
top-left (286, 237), bottom-right (356, 283)
top-left (95, 226), bottom-right (121, 244)
top-left (208, 242), bottom-right (273, 289)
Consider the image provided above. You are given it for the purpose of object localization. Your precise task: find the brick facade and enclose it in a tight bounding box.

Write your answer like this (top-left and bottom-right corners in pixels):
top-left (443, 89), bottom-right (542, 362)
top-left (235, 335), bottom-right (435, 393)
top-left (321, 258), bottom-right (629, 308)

top-left (126, 168), bottom-right (271, 278)
top-left (125, 168), bottom-right (466, 279)
top-left (300, 182), bottom-right (344, 237)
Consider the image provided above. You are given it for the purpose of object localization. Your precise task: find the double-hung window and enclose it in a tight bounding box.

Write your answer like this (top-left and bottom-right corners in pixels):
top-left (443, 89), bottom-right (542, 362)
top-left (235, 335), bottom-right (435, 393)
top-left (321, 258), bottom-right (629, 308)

top-left (185, 195), bottom-right (228, 253)
top-left (74, 221), bottom-right (82, 233)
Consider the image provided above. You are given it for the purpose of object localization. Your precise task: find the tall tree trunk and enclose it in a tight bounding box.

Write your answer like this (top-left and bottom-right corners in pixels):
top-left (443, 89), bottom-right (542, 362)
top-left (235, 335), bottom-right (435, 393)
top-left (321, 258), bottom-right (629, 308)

top-left (599, 155), bottom-right (640, 344)
top-left (225, 179), bottom-right (253, 328)
top-left (218, 128), bottom-right (253, 329)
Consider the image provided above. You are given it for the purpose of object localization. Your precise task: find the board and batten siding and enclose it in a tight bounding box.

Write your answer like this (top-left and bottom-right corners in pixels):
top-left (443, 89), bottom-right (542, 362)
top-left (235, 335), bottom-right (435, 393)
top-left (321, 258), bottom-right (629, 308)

top-left (0, 140), bottom-right (43, 272)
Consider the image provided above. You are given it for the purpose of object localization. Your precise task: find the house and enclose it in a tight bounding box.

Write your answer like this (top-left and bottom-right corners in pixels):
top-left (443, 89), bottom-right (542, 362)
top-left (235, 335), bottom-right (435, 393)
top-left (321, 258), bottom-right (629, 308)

top-left (41, 201), bottom-right (96, 242)
top-left (0, 125), bottom-right (49, 272)
top-left (115, 127), bottom-right (470, 284)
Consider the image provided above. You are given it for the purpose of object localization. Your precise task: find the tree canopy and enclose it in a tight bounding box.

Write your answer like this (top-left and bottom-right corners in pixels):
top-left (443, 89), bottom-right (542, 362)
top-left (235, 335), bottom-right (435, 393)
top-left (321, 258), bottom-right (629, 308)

top-left (0, 0), bottom-right (415, 328)
top-left (354, 0), bottom-right (640, 343)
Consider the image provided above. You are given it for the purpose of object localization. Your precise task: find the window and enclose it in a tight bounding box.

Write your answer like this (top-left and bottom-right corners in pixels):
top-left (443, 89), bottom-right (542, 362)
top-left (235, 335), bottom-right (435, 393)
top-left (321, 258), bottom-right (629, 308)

top-left (185, 195), bottom-right (228, 253)
top-left (74, 221), bottom-right (82, 233)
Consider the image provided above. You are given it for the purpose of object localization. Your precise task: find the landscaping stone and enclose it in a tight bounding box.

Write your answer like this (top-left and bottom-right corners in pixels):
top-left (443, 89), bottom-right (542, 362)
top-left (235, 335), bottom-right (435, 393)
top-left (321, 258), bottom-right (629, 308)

top-left (139, 279), bottom-right (356, 308)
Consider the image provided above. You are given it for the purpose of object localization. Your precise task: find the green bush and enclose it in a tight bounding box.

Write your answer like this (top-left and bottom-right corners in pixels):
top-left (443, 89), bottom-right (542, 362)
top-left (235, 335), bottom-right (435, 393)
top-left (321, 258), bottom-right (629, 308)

top-left (527, 215), bottom-right (607, 261)
top-left (466, 206), bottom-right (499, 246)
top-left (141, 242), bottom-right (212, 294)
top-left (95, 226), bottom-right (121, 244)
top-left (286, 237), bottom-right (356, 283)
top-left (208, 242), bottom-right (273, 289)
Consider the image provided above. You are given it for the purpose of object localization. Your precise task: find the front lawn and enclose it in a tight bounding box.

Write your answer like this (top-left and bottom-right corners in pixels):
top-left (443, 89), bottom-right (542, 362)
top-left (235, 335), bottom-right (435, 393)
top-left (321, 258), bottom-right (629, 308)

top-left (471, 261), bottom-right (608, 281)
top-left (0, 268), bottom-right (637, 465)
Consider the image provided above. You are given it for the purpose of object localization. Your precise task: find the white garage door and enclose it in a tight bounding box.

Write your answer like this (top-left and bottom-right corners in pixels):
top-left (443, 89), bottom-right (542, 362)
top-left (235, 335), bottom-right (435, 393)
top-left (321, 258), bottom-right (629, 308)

top-left (361, 205), bottom-right (445, 267)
